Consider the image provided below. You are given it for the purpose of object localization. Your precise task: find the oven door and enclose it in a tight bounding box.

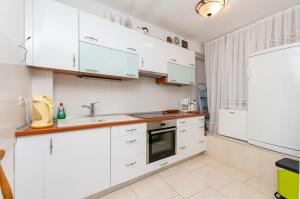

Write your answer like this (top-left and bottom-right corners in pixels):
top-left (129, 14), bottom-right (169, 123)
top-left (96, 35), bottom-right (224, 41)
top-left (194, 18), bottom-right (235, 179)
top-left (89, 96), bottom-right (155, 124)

top-left (147, 127), bottom-right (176, 163)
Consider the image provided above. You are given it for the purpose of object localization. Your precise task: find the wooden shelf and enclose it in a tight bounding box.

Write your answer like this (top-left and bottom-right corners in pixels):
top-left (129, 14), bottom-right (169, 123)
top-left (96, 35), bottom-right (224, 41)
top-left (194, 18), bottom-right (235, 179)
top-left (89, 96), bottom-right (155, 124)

top-left (155, 76), bottom-right (195, 86)
top-left (28, 65), bottom-right (136, 81)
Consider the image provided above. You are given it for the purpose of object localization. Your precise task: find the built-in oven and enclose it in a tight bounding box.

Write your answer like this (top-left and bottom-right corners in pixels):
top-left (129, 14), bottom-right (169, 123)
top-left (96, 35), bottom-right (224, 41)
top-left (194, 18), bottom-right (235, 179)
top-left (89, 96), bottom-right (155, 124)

top-left (147, 120), bottom-right (176, 163)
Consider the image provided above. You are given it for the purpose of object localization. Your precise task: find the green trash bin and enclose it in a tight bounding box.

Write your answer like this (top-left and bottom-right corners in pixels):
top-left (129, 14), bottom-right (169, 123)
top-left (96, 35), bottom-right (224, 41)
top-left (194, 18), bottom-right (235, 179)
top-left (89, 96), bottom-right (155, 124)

top-left (274, 158), bottom-right (299, 199)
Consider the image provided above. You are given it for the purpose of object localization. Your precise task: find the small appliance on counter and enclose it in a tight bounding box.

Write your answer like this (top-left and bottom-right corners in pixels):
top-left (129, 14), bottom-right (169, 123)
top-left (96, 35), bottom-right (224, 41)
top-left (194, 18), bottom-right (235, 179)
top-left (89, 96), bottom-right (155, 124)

top-left (31, 94), bottom-right (53, 128)
top-left (179, 98), bottom-right (191, 112)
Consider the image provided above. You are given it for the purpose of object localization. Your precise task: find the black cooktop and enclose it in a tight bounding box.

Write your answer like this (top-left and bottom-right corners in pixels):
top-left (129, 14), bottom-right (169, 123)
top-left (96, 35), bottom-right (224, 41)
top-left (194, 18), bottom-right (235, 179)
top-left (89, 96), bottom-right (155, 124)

top-left (132, 112), bottom-right (180, 119)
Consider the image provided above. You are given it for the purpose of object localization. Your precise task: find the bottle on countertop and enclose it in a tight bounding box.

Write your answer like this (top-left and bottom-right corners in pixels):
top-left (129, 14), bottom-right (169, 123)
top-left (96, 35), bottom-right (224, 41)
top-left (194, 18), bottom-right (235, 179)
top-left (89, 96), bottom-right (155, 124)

top-left (57, 103), bottom-right (66, 119)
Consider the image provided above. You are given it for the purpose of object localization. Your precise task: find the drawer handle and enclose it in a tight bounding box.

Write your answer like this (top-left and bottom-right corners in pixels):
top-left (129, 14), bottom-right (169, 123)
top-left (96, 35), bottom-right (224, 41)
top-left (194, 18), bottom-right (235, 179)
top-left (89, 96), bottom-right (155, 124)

top-left (179, 129), bottom-right (186, 133)
top-left (198, 126), bottom-right (204, 128)
top-left (190, 64), bottom-right (195, 66)
top-left (229, 112), bottom-right (235, 114)
top-left (170, 79), bottom-right (177, 83)
top-left (159, 162), bottom-right (168, 167)
top-left (189, 82), bottom-right (194, 84)
top-left (126, 73), bottom-right (136, 77)
top-left (126, 128), bottom-right (137, 132)
top-left (198, 140), bottom-right (205, 144)
top-left (179, 146), bottom-right (186, 150)
top-left (127, 47), bottom-right (137, 52)
top-left (170, 59), bottom-right (177, 62)
top-left (179, 121), bottom-right (186, 124)
top-left (126, 139), bottom-right (137, 143)
top-left (84, 36), bottom-right (98, 42)
top-left (85, 69), bottom-right (99, 73)
top-left (125, 161), bottom-right (137, 167)
top-left (198, 118), bottom-right (204, 121)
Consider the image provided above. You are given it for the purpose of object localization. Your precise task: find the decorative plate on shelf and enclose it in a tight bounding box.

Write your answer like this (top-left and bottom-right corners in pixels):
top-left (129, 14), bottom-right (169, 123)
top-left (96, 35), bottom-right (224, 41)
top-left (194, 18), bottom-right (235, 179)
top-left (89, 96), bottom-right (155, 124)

top-left (173, 36), bottom-right (180, 45)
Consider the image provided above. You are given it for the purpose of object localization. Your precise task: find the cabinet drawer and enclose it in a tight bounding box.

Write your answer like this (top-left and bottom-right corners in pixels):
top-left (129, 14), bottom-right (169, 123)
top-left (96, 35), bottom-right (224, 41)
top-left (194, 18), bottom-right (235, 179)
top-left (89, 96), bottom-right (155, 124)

top-left (111, 133), bottom-right (146, 161)
top-left (111, 155), bottom-right (147, 186)
top-left (111, 123), bottom-right (146, 138)
top-left (177, 116), bottom-right (204, 127)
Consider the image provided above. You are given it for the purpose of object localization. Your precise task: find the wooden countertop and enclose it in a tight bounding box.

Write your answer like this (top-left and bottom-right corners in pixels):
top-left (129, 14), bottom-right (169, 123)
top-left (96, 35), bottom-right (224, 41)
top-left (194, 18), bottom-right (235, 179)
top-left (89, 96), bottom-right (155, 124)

top-left (16, 112), bottom-right (209, 137)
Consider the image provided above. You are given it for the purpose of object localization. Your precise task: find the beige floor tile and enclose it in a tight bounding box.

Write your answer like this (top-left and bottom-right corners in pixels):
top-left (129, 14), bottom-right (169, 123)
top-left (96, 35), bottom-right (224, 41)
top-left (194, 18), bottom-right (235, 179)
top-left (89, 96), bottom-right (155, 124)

top-left (179, 157), bottom-right (206, 172)
top-left (99, 186), bottom-right (137, 199)
top-left (131, 175), bottom-right (177, 199)
top-left (188, 188), bottom-right (229, 199)
top-left (216, 163), bottom-right (251, 182)
top-left (245, 177), bottom-right (277, 198)
top-left (164, 171), bottom-right (208, 198)
top-left (196, 155), bottom-right (222, 167)
top-left (219, 180), bottom-right (270, 199)
top-left (192, 166), bottom-right (234, 189)
top-left (158, 165), bottom-right (185, 178)
top-left (172, 196), bottom-right (183, 199)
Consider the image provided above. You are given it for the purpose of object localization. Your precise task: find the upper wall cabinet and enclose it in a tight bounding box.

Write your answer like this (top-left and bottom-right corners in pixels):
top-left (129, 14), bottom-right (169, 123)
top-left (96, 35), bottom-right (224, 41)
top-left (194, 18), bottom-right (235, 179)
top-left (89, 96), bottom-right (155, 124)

top-left (167, 44), bottom-right (196, 68)
top-left (25, 0), bottom-right (79, 71)
top-left (79, 11), bottom-right (139, 55)
top-left (137, 34), bottom-right (168, 75)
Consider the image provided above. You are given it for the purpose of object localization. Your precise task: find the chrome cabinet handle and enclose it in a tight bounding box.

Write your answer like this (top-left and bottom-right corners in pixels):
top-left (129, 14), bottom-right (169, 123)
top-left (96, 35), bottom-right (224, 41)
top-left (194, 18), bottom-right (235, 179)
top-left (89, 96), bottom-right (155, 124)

top-left (159, 162), bottom-right (168, 167)
top-left (125, 161), bottom-right (137, 167)
top-left (72, 54), bottom-right (76, 67)
top-left (179, 129), bottom-right (186, 133)
top-left (50, 138), bottom-right (53, 155)
top-left (170, 59), bottom-right (177, 62)
top-left (189, 81), bottom-right (194, 84)
top-left (126, 73), bottom-right (136, 77)
top-left (179, 121), bottom-right (186, 124)
top-left (84, 36), bottom-right (98, 42)
top-left (190, 64), bottom-right (195, 66)
top-left (198, 140), bottom-right (205, 144)
top-left (141, 58), bottom-right (144, 68)
top-left (127, 48), bottom-right (136, 52)
top-left (198, 126), bottom-right (204, 128)
top-left (85, 69), bottom-right (99, 73)
top-left (126, 139), bottom-right (137, 143)
top-left (179, 146), bottom-right (186, 150)
top-left (126, 128), bottom-right (137, 132)
top-left (229, 112), bottom-right (235, 114)
top-left (170, 79), bottom-right (177, 82)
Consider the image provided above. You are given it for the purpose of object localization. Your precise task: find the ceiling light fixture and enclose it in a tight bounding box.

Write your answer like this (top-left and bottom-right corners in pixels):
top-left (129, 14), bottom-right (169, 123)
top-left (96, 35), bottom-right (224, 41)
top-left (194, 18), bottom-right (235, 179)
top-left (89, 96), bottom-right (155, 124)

top-left (195, 0), bottom-right (225, 18)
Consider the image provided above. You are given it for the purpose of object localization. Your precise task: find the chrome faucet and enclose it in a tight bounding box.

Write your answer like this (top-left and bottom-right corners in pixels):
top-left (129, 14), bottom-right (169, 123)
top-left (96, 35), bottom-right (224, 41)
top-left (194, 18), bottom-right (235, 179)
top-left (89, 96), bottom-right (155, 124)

top-left (81, 102), bottom-right (99, 117)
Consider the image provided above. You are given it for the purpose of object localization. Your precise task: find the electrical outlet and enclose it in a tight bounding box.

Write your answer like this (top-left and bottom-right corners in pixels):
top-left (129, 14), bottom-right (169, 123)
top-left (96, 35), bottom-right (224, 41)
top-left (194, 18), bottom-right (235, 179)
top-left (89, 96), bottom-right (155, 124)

top-left (18, 96), bottom-right (26, 106)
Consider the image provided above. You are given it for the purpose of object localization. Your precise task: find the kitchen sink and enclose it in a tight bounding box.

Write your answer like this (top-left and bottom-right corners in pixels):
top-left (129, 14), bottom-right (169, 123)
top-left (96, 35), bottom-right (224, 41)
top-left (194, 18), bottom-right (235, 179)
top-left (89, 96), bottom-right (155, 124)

top-left (57, 115), bottom-right (139, 127)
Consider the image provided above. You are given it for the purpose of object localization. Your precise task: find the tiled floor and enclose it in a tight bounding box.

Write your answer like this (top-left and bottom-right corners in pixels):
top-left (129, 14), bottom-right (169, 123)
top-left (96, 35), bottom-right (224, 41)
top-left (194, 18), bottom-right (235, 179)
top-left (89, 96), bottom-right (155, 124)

top-left (99, 155), bottom-right (276, 199)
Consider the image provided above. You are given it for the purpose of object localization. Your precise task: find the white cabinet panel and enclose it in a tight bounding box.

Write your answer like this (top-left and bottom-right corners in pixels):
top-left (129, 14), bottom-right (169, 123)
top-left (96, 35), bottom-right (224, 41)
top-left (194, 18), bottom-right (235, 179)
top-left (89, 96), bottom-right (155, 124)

top-left (167, 44), bottom-right (195, 68)
top-left (111, 123), bottom-right (146, 138)
top-left (29, 0), bottom-right (78, 70)
top-left (111, 133), bottom-right (146, 161)
top-left (15, 135), bottom-right (48, 199)
top-left (137, 34), bottom-right (168, 74)
top-left (177, 116), bottom-right (205, 127)
top-left (45, 128), bottom-right (110, 199)
top-left (218, 109), bottom-right (248, 141)
top-left (111, 155), bottom-right (147, 186)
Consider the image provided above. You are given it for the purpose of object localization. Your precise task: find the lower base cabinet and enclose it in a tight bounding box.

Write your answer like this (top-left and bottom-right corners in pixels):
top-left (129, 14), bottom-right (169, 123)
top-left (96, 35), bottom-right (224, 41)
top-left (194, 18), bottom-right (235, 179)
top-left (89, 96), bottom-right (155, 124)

top-left (15, 128), bottom-right (111, 199)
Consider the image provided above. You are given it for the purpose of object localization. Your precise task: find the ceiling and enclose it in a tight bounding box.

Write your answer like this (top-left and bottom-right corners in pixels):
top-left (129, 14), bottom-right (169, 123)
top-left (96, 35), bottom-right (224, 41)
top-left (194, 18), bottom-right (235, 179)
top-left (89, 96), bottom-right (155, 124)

top-left (94, 0), bottom-right (300, 44)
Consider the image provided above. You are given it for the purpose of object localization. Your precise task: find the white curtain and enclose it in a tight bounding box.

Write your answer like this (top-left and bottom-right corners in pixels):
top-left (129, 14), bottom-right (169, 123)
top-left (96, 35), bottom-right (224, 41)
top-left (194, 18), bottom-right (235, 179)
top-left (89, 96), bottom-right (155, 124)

top-left (205, 5), bottom-right (300, 132)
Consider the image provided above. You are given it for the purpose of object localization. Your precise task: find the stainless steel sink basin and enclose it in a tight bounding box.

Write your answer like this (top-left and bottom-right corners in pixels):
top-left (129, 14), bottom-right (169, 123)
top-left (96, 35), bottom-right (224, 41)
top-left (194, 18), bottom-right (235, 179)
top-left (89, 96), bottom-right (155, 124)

top-left (57, 115), bottom-right (139, 127)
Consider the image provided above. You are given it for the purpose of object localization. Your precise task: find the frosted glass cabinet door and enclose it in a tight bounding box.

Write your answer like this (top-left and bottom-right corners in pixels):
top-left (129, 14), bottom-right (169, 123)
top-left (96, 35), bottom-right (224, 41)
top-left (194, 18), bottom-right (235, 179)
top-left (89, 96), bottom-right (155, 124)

top-left (80, 42), bottom-right (139, 78)
top-left (31, 0), bottom-right (79, 70)
top-left (167, 63), bottom-right (195, 85)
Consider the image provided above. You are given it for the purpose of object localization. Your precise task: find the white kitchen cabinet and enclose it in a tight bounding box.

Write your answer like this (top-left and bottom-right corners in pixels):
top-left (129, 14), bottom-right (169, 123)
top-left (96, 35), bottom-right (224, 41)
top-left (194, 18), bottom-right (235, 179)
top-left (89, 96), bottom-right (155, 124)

top-left (15, 128), bottom-right (111, 199)
top-left (79, 11), bottom-right (139, 55)
top-left (218, 109), bottom-right (248, 141)
top-left (167, 44), bottom-right (195, 68)
top-left (111, 154), bottom-right (147, 186)
top-left (15, 135), bottom-right (48, 199)
top-left (137, 34), bottom-right (168, 74)
top-left (26, 0), bottom-right (79, 70)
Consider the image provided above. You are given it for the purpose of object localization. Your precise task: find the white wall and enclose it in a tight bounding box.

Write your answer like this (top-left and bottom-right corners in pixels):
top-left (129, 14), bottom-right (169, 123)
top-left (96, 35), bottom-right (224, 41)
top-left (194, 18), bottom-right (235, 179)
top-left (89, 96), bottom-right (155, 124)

top-left (54, 74), bottom-right (195, 116)
top-left (0, 0), bottom-right (31, 197)
top-left (55, 0), bottom-right (203, 53)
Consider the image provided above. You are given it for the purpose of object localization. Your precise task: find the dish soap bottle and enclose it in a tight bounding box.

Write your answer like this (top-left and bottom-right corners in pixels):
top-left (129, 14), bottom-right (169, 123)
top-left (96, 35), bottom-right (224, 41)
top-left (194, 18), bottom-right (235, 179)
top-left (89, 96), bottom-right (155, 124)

top-left (57, 103), bottom-right (66, 119)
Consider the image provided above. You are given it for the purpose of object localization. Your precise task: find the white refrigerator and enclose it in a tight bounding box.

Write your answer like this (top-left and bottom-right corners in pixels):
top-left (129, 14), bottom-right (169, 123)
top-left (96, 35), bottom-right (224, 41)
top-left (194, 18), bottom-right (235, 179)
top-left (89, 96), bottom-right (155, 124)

top-left (247, 43), bottom-right (300, 157)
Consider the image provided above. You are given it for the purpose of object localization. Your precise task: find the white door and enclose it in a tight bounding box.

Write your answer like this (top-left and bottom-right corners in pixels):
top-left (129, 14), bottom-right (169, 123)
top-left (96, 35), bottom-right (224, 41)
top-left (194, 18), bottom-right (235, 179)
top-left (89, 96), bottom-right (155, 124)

top-left (32, 0), bottom-right (78, 70)
top-left (137, 34), bottom-right (168, 74)
top-left (45, 128), bottom-right (111, 199)
top-left (15, 136), bottom-right (49, 199)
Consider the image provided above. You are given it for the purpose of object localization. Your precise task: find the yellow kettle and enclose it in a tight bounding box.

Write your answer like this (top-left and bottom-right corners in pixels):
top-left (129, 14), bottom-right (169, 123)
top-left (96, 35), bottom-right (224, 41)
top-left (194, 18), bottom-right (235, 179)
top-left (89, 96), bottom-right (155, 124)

top-left (31, 94), bottom-right (54, 128)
